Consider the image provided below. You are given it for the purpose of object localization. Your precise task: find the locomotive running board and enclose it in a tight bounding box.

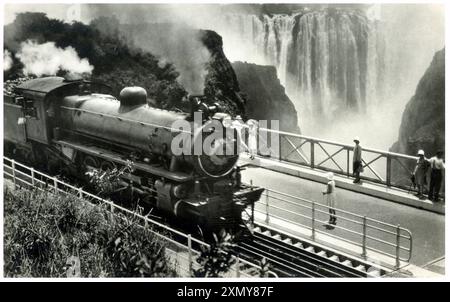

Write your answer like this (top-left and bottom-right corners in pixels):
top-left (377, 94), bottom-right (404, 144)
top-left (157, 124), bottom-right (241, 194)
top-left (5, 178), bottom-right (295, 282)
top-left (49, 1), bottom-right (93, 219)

top-left (53, 139), bottom-right (193, 182)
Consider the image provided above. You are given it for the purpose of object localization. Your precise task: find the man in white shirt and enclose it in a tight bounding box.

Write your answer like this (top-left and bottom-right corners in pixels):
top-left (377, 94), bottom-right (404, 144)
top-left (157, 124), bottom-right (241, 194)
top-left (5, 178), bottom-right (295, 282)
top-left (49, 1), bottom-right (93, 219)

top-left (427, 150), bottom-right (445, 202)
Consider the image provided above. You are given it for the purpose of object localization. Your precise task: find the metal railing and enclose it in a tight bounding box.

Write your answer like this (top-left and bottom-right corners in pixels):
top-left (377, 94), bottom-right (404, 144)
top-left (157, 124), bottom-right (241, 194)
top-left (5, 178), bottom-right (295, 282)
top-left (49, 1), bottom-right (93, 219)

top-left (3, 157), bottom-right (277, 278)
top-left (255, 187), bottom-right (412, 269)
top-left (244, 127), bottom-right (443, 194)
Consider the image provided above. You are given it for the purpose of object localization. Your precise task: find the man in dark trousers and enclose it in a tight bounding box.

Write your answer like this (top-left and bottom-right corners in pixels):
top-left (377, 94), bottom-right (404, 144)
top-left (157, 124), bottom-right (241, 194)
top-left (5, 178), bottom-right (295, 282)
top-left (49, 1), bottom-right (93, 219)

top-left (352, 137), bottom-right (362, 184)
top-left (428, 150), bottom-right (445, 202)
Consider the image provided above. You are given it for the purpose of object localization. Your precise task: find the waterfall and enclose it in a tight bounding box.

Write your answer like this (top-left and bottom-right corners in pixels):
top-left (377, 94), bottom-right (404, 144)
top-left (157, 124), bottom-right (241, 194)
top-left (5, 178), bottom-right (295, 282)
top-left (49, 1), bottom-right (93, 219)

top-left (213, 10), bottom-right (385, 124)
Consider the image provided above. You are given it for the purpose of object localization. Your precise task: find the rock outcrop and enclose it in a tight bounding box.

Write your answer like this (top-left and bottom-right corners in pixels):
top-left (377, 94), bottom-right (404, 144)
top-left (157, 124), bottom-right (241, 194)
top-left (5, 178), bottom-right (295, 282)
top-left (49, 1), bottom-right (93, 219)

top-left (200, 30), bottom-right (245, 116)
top-left (232, 61), bottom-right (300, 133)
top-left (390, 49), bottom-right (445, 157)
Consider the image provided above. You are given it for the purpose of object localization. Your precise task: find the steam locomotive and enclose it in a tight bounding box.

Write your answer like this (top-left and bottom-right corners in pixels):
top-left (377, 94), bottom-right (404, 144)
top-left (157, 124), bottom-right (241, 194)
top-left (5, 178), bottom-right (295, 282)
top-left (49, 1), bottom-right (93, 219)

top-left (4, 76), bottom-right (262, 233)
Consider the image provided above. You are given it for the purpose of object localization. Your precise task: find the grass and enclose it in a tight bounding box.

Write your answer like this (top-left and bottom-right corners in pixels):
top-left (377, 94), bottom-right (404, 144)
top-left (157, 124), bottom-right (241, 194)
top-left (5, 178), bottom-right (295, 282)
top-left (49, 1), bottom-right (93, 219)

top-left (4, 186), bottom-right (178, 277)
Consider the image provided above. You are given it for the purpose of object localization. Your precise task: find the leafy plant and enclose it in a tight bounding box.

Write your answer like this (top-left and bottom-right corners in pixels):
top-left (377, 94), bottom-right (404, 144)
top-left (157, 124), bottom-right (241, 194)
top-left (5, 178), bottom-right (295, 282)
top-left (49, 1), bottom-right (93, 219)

top-left (4, 186), bottom-right (177, 277)
top-left (85, 160), bottom-right (134, 195)
top-left (258, 257), bottom-right (271, 277)
top-left (193, 229), bottom-right (237, 277)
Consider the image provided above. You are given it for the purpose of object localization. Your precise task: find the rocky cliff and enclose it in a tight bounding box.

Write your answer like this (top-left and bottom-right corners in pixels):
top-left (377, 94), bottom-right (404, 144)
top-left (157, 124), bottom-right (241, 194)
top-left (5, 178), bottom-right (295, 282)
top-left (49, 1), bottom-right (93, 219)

top-left (232, 61), bottom-right (300, 133)
top-left (390, 49), bottom-right (445, 157)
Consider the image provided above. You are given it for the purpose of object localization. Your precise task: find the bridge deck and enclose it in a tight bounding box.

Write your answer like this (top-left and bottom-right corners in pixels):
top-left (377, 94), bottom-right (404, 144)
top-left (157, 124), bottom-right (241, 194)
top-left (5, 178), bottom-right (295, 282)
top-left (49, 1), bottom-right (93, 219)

top-left (241, 163), bottom-right (445, 270)
top-left (240, 156), bottom-right (445, 214)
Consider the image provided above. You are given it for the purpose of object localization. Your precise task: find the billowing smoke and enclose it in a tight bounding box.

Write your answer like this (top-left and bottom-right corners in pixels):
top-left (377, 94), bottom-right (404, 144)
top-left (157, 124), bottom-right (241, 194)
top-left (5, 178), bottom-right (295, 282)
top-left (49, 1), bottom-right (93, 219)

top-left (15, 40), bottom-right (94, 77)
top-left (4, 49), bottom-right (13, 71)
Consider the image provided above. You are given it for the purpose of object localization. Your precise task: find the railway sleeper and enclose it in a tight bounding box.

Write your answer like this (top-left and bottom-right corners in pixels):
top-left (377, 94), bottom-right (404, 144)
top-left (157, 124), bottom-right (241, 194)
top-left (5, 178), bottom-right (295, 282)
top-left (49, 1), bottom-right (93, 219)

top-left (251, 225), bottom-right (382, 277)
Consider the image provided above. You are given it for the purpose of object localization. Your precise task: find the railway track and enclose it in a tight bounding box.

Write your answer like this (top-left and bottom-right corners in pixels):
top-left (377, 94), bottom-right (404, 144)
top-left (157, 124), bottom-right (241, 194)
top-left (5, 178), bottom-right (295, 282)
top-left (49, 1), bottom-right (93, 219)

top-left (236, 224), bottom-right (385, 277)
top-left (4, 159), bottom-right (386, 278)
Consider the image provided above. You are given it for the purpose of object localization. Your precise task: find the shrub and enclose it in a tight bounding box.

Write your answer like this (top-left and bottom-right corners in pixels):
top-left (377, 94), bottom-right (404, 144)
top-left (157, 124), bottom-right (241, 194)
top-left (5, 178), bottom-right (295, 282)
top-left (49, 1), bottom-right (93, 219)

top-left (4, 186), bottom-right (177, 277)
top-left (193, 229), bottom-right (236, 277)
top-left (85, 160), bottom-right (134, 196)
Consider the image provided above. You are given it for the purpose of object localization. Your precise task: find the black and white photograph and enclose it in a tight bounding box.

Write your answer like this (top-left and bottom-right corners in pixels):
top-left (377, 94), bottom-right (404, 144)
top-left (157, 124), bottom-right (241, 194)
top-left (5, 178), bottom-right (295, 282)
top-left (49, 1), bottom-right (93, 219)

top-left (1, 0), bottom-right (446, 283)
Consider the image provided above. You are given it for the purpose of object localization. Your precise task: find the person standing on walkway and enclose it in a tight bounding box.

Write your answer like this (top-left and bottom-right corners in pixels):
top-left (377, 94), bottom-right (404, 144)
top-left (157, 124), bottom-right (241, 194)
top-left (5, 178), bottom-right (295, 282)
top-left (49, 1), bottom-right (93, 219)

top-left (413, 149), bottom-right (429, 198)
top-left (427, 150), bottom-right (445, 202)
top-left (352, 137), bottom-right (363, 184)
top-left (322, 172), bottom-right (337, 228)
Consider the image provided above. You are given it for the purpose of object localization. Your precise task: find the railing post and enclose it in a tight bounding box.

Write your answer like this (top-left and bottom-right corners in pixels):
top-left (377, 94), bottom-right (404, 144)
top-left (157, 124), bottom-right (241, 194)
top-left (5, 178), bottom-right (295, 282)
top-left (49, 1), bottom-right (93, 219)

top-left (396, 225), bottom-right (401, 269)
top-left (109, 201), bottom-right (115, 222)
top-left (362, 216), bottom-right (367, 259)
top-left (53, 177), bottom-right (58, 192)
top-left (187, 234), bottom-right (193, 276)
top-left (311, 201), bottom-right (315, 240)
top-left (235, 256), bottom-right (240, 277)
top-left (265, 190), bottom-right (270, 224)
top-left (11, 160), bottom-right (16, 188)
top-left (310, 140), bottom-right (315, 169)
top-left (386, 154), bottom-right (392, 187)
top-left (31, 168), bottom-right (35, 186)
top-left (278, 133), bottom-right (282, 161)
top-left (347, 148), bottom-right (350, 177)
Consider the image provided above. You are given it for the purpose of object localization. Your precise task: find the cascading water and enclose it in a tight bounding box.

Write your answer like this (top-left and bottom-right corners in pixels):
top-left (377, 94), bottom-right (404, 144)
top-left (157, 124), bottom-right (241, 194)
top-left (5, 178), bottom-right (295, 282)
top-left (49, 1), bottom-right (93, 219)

top-left (213, 9), bottom-right (386, 136)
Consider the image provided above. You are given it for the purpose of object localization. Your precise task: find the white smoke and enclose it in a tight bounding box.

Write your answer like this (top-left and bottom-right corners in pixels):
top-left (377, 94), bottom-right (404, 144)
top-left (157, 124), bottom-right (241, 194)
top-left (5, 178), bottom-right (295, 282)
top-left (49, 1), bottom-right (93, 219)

top-left (4, 49), bottom-right (13, 71)
top-left (15, 40), bottom-right (94, 76)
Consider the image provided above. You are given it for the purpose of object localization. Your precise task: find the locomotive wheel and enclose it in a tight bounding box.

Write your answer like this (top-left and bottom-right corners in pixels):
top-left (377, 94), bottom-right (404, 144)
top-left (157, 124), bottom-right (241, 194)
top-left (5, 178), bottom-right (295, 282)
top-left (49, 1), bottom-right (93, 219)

top-left (100, 161), bottom-right (117, 172)
top-left (83, 155), bottom-right (99, 169)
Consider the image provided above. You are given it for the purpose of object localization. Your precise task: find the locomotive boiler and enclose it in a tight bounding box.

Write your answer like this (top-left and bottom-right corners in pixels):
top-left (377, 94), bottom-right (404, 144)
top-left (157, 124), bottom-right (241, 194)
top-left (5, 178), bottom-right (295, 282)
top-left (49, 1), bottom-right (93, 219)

top-left (4, 76), bottom-right (262, 232)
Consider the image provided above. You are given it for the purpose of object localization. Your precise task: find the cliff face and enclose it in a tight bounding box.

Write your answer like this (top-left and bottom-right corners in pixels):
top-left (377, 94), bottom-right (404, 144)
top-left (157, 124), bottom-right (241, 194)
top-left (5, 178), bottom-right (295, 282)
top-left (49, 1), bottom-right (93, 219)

top-left (201, 30), bottom-right (245, 116)
top-left (391, 49), bottom-right (445, 157)
top-left (232, 61), bottom-right (300, 133)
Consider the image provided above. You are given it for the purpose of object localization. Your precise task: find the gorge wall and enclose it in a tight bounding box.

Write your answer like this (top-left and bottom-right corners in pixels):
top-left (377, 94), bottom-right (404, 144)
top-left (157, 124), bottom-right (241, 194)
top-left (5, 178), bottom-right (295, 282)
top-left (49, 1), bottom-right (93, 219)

top-left (232, 61), bottom-right (300, 134)
top-left (390, 49), bottom-right (445, 158)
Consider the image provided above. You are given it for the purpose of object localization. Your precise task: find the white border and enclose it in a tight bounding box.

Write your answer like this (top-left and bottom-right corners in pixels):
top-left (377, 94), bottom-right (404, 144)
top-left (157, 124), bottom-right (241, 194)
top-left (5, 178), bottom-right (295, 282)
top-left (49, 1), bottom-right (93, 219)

top-left (0, 0), bottom-right (448, 282)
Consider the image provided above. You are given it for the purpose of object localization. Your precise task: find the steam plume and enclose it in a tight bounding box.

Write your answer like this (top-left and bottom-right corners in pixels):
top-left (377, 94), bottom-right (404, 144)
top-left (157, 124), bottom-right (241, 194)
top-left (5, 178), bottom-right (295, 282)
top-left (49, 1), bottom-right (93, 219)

top-left (4, 49), bottom-right (13, 71)
top-left (15, 40), bottom-right (94, 76)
